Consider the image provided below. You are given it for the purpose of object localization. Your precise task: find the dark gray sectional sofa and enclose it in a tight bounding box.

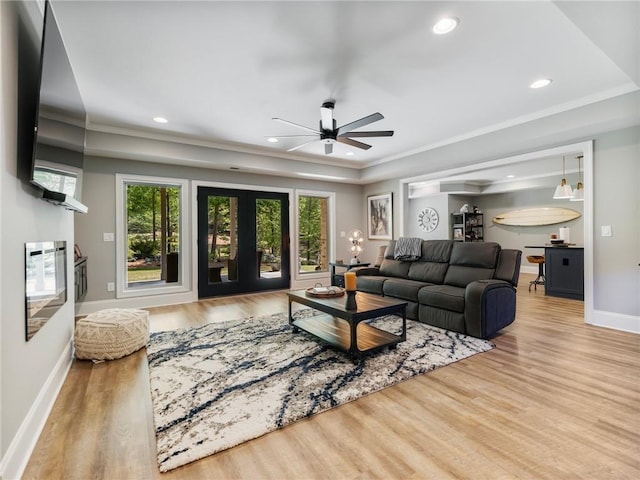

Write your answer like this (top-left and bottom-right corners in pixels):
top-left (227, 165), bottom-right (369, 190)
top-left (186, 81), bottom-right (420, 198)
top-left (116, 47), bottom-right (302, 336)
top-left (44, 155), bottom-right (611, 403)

top-left (355, 240), bottom-right (522, 339)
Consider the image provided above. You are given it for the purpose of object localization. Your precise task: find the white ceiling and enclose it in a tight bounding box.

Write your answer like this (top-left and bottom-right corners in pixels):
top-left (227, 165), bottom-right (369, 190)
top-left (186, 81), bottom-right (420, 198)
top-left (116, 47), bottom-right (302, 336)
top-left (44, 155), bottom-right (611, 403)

top-left (50, 1), bottom-right (639, 182)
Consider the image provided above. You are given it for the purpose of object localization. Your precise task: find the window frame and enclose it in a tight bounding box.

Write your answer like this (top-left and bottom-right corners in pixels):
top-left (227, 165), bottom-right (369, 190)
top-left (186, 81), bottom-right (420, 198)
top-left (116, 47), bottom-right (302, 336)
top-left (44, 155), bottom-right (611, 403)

top-left (115, 173), bottom-right (190, 299)
top-left (294, 189), bottom-right (336, 281)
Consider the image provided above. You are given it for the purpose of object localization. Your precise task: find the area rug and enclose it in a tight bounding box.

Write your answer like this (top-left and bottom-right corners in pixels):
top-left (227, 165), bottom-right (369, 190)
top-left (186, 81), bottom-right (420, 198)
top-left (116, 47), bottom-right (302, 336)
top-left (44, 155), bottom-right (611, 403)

top-left (146, 309), bottom-right (494, 472)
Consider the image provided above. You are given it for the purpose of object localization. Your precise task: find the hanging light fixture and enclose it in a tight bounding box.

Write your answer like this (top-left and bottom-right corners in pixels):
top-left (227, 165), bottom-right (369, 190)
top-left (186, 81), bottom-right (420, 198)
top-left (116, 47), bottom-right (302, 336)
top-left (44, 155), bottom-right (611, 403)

top-left (553, 156), bottom-right (574, 199)
top-left (571, 155), bottom-right (584, 202)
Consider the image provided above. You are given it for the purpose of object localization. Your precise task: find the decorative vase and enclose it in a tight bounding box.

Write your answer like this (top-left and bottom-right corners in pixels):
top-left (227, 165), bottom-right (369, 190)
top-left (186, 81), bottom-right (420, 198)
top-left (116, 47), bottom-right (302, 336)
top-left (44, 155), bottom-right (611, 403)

top-left (345, 291), bottom-right (357, 310)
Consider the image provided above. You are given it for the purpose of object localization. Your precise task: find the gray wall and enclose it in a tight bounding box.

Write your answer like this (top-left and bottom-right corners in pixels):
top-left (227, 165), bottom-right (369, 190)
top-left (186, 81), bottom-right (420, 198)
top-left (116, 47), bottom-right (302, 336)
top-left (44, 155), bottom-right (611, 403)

top-left (1, 0), bottom-right (75, 473)
top-left (365, 126), bottom-right (639, 319)
top-left (76, 155), bottom-right (364, 303)
top-left (592, 127), bottom-right (639, 316)
top-left (407, 193), bottom-right (449, 239)
top-left (479, 189), bottom-right (584, 251)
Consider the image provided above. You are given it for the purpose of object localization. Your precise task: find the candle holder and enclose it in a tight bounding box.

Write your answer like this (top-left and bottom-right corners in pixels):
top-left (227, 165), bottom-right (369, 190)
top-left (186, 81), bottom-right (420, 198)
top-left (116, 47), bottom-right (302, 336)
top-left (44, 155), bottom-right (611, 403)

top-left (345, 290), bottom-right (357, 310)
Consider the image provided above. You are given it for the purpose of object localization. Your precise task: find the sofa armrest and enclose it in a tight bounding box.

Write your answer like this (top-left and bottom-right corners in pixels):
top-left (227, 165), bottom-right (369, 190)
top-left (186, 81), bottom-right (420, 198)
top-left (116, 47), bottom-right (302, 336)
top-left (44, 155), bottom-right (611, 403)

top-left (351, 266), bottom-right (380, 276)
top-left (465, 279), bottom-right (517, 339)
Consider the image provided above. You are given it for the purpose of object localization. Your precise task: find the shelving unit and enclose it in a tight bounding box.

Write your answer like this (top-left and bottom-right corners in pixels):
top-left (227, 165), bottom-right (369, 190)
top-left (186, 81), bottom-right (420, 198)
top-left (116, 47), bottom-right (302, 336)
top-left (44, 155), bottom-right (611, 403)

top-left (452, 213), bottom-right (484, 242)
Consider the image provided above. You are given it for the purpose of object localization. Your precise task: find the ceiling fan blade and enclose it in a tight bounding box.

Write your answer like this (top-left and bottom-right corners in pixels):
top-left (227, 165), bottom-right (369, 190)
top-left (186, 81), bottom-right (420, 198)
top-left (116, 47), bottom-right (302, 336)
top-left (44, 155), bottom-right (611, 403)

top-left (265, 134), bottom-right (318, 138)
top-left (320, 103), bottom-right (334, 131)
top-left (287, 138), bottom-right (319, 152)
top-left (338, 130), bottom-right (394, 138)
top-left (336, 112), bottom-right (384, 135)
top-left (324, 143), bottom-right (333, 155)
top-left (337, 137), bottom-right (372, 150)
top-left (273, 117), bottom-right (320, 134)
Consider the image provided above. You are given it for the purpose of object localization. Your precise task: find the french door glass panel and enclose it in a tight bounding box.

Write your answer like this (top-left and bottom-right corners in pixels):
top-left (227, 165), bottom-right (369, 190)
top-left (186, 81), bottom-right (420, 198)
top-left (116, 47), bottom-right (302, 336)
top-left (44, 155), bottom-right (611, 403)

top-left (256, 198), bottom-right (282, 279)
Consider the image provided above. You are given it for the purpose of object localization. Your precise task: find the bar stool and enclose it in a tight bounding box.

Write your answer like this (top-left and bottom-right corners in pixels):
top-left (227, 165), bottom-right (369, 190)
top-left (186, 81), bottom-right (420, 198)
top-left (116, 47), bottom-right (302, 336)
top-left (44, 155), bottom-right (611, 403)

top-left (527, 255), bottom-right (545, 291)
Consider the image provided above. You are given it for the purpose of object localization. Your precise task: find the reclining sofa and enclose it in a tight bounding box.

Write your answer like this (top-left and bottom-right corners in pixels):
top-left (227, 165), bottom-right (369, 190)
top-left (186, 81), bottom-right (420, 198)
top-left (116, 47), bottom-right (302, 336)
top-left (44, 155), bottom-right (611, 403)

top-left (355, 240), bottom-right (522, 339)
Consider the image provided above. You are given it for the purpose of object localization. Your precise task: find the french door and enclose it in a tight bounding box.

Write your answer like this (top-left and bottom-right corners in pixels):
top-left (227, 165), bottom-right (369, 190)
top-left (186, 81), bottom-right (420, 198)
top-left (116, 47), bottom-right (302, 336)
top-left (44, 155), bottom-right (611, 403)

top-left (197, 187), bottom-right (290, 298)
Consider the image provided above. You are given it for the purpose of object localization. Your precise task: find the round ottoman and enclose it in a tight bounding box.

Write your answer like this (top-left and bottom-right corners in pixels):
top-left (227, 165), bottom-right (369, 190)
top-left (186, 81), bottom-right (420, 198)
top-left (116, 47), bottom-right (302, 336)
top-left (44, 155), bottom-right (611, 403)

top-left (75, 308), bottom-right (149, 361)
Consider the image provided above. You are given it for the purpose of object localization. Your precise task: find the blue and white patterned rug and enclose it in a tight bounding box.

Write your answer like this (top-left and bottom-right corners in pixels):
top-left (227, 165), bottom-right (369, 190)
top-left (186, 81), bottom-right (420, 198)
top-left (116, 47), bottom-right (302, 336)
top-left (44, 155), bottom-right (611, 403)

top-left (146, 308), bottom-right (494, 472)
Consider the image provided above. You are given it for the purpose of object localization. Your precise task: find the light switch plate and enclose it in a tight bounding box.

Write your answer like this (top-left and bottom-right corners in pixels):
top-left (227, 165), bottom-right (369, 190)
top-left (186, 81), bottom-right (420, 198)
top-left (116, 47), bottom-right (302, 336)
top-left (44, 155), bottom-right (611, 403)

top-left (107, 282), bottom-right (115, 292)
top-left (601, 225), bottom-right (612, 237)
top-left (103, 232), bottom-right (115, 242)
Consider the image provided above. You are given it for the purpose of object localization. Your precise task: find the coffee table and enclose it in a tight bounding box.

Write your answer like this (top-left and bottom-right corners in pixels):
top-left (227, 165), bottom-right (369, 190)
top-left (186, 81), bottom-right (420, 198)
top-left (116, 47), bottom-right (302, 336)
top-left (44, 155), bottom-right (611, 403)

top-left (287, 290), bottom-right (407, 361)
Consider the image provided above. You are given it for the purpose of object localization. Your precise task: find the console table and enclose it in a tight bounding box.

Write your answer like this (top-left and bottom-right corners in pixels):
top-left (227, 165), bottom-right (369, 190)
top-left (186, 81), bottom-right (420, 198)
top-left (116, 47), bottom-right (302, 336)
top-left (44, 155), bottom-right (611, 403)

top-left (329, 262), bottom-right (370, 287)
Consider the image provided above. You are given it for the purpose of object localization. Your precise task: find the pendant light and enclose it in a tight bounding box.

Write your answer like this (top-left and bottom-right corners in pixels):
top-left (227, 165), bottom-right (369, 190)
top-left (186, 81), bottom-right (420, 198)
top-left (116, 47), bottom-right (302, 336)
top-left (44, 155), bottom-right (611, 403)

top-left (571, 155), bottom-right (584, 202)
top-left (553, 156), bottom-right (574, 199)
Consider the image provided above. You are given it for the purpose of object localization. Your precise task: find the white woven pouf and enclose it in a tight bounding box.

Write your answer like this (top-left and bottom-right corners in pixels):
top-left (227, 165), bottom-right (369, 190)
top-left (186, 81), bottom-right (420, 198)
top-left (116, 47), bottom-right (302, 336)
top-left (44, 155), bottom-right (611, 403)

top-left (75, 308), bottom-right (149, 361)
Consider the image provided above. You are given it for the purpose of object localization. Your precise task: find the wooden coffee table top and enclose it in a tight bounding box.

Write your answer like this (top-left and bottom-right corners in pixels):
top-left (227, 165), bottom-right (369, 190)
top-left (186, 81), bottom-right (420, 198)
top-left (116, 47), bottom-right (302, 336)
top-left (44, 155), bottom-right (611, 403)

top-left (287, 289), bottom-right (407, 322)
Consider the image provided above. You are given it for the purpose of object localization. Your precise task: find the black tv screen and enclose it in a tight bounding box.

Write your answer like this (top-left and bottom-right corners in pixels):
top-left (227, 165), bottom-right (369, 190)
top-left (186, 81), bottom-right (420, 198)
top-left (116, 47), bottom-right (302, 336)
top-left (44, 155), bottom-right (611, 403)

top-left (31, 0), bottom-right (88, 213)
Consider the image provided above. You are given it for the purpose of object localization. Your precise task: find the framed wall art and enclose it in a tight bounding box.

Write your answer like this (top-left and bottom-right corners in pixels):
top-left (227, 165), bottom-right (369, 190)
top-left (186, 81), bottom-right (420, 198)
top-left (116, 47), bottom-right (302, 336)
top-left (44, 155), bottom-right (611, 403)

top-left (367, 192), bottom-right (393, 240)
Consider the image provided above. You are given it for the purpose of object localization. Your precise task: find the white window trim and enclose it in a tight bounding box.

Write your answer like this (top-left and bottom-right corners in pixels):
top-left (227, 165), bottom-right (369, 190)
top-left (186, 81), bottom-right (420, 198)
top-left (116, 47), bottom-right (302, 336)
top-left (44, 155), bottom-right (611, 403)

top-left (294, 189), bottom-right (336, 282)
top-left (115, 173), bottom-right (191, 299)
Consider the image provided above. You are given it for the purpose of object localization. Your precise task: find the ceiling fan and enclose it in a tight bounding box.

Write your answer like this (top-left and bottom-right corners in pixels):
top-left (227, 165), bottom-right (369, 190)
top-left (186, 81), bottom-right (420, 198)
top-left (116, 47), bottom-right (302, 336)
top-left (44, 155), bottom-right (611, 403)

top-left (271, 101), bottom-right (394, 155)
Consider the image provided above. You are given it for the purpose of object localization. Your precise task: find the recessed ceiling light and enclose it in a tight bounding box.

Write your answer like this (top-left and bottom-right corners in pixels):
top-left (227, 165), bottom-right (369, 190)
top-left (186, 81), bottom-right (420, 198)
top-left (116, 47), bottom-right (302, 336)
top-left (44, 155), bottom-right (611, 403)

top-left (433, 17), bottom-right (459, 35)
top-left (530, 78), bottom-right (552, 89)
top-left (507, 175), bottom-right (516, 178)
top-left (267, 137), bottom-right (279, 143)
top-left (345, 152), bottom-right (354, 156)
top-left (153, 116), bottom-right (168, 124)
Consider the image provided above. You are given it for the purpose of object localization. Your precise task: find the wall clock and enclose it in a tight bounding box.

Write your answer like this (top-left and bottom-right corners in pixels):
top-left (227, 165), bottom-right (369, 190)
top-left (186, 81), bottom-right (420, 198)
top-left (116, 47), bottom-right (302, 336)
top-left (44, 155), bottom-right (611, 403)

top-left (418, 207), bottom-right (439, 232)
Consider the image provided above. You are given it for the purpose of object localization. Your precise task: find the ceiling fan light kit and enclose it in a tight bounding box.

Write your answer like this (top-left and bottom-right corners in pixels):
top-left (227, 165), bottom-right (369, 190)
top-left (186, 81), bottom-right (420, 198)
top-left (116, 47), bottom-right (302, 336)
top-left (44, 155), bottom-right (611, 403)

top-left (271, 101), bottom-right (394, 155)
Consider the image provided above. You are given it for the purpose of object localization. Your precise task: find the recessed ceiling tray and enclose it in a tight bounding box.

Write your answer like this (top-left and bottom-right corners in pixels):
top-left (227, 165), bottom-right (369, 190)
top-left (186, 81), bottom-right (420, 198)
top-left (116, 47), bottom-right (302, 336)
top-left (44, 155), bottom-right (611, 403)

top-left (492, 207), bottom-right (581, 226)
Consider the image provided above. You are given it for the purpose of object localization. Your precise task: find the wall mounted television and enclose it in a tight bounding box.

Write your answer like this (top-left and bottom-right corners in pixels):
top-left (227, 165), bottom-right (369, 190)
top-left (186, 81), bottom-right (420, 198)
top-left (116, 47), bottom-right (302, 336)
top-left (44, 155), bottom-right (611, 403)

top-left (30, 0), bottom-right (88, 214)
top-left (25, 241), bottom-right (67, 341)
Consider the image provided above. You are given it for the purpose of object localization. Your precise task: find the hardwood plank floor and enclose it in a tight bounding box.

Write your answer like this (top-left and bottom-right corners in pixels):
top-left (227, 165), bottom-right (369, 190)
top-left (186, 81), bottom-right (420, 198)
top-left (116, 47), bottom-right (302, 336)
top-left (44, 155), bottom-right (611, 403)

top-left (23, 275), bottom-right (640, 479)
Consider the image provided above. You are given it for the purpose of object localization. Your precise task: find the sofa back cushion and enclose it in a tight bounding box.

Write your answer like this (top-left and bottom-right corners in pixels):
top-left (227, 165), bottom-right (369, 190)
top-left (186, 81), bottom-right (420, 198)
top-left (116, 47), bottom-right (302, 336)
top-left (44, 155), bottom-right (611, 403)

top-left (407, 240), bottom-right (453, 284)
top-left (443, 242), bottom-right (500, 288)
top-left (378, 240), bottom-right (411, 278)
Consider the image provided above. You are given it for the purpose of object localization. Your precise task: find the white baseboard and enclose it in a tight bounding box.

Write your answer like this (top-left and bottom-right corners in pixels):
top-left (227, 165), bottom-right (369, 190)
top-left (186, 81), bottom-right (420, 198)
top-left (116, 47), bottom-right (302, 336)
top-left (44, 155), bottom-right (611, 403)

top-left (0, 339), bottom-right (73, 480)
top-left (589, 309), bottom-right (640, 334)
top-left (76, 291), bottom-right (195, 316)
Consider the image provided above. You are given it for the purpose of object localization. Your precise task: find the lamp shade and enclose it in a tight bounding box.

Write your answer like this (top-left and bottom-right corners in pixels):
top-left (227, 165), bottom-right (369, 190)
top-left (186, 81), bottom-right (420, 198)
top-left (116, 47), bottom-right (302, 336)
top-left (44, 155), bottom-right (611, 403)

top-left (570, 183), bottom-right (584, 201)
top-left (553, 181), bottom-right (574, 199)
top-left (553, 156), bottom-right (573, 199)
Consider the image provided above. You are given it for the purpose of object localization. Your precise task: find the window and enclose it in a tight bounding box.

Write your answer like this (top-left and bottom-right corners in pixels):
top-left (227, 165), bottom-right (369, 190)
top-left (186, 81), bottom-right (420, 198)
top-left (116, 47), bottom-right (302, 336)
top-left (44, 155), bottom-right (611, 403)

top-left (116, 174), bottom-right (189, 298)
top-left (296, 191), bottom-right (335, 276)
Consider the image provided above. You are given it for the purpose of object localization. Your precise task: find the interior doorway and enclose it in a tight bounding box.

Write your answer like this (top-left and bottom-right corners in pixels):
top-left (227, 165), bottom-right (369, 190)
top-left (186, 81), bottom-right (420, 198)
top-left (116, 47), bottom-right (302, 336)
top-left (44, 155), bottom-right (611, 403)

top-left (197, 186), bottom-right (290, 298)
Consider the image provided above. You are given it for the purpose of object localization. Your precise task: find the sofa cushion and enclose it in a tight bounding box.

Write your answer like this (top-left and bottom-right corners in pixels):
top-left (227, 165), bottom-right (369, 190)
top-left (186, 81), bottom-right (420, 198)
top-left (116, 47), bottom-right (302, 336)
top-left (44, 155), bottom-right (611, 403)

top-left (418, 305), bottom-right (466, 333)
top-left (418, 240), bottom-right (454, 262)
top-left (443, 242), bottom-right (500, 288)
top-left (418, 285), bottom-right (466, 313)
top-left (378, 258), bottom-right (411, 278)
top-left (407, 262), bottom-right (449, 284)
top-left (356, 275), bottom-right (387, 295)
top-left (383, 278), bottom-right (431, 302)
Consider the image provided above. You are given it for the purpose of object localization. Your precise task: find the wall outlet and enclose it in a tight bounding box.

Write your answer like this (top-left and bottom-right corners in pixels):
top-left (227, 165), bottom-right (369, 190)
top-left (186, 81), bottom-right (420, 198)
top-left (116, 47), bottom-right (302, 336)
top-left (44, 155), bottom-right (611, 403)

top-left (103, 232), bottom-right (115, 242)
top-left (601, 225), bottom-right (612, 237)
top-left (107, 282), bottom-right (115, 292)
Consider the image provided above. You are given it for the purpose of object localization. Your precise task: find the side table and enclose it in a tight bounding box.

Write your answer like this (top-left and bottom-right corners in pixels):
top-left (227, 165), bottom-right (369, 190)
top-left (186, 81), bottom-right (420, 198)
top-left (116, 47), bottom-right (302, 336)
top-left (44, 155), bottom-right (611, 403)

top-left (329, 262), bottom-right (371, 287)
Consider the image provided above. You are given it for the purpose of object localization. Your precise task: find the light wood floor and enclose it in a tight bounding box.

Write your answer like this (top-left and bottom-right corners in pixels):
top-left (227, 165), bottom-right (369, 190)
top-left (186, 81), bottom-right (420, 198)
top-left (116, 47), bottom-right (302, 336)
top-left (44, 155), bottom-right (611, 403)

top-left (24, 274), bottom-right (640, 479)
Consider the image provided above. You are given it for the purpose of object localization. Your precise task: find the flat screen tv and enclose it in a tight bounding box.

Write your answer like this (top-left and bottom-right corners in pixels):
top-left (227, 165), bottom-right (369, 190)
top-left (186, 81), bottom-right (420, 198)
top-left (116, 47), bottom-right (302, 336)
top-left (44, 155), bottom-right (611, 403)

top-left (30, 0), bottom-right (88, 214)
top-left (25, 241), bottom-right (67, 341)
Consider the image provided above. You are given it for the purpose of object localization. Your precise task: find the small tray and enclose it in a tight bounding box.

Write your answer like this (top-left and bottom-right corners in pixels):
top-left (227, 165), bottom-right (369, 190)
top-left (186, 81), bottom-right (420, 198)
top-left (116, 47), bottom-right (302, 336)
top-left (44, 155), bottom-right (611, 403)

top-left (305, 286), bottom-right (345, 298)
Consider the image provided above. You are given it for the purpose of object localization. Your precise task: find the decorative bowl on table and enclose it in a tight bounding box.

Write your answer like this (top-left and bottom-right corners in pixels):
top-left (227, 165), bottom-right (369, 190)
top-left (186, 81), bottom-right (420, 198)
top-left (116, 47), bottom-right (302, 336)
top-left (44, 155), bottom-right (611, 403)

top-left (305, 285), bottom-right (345, 298)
